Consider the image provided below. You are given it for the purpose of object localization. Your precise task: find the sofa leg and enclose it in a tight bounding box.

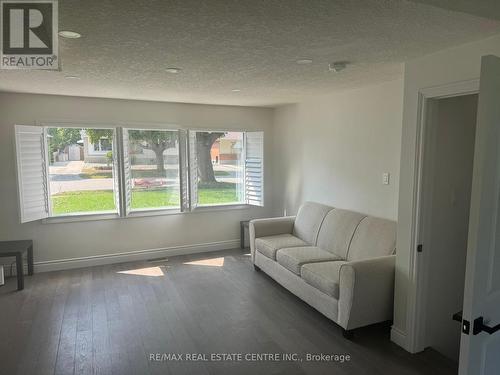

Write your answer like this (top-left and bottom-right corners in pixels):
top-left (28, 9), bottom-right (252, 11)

top-left (342, 329), bottom-right (354, 340)
top-left (253, 264), bottom-right (261, 272)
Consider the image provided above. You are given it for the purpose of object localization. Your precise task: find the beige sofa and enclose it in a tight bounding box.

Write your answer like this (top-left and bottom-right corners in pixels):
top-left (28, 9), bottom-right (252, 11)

top-left (250, 202), bottom-right (396, 337)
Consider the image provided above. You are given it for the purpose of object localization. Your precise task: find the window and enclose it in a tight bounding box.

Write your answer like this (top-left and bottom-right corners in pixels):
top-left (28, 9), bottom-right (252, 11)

top-left (14, 125), bottom-right (263, 223)
top-left (46, 127), bottom-right (118, 216)
top-left (190, 131), bottom-right (245, 206)
top-left (124, 129), bottom-right (180, 211)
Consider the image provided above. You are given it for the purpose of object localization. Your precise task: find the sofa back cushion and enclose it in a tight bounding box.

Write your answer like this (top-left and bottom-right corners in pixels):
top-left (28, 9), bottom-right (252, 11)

top-left (293, 202), bottom-right (333, 244)
top-left (347, 216), bottom-right (396, 261)
top-left (316, 209), bottom-right (366, 259)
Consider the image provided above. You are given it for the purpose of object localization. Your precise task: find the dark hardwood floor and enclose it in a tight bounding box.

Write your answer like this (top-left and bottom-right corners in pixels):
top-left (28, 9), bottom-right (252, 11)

top-left (0, 249), bottom-right (457, 375)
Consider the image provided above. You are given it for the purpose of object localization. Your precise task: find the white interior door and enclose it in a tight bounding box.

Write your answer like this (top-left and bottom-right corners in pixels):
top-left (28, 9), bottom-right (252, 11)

top-left (459, 55), bottom-right (500, 375)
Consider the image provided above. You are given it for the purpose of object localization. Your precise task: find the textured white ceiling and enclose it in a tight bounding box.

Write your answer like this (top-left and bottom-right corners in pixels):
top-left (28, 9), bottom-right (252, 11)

top-left (409, 0), bottom-right (500, 21)
top-left (1, 0), bottom-right (499, 106)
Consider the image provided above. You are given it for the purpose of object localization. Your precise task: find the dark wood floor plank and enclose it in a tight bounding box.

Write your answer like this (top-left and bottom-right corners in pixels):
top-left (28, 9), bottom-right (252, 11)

top-left (0, 249), bottom-right (457, 375)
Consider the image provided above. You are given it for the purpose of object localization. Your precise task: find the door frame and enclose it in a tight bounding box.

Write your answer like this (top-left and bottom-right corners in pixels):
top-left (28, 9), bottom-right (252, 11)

top-left (406, 78), bottom-right (479, 353)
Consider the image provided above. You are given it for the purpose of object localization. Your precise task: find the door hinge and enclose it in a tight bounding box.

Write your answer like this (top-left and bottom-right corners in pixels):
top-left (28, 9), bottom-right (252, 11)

top-left (417, 244), bottom-right (423, 253)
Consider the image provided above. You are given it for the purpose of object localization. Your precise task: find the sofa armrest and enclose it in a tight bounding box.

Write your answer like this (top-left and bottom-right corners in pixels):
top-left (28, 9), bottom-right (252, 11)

top-left (249, 216), bottom-right (295, 261)
top-left (337, 255), bottom-right (395, 330)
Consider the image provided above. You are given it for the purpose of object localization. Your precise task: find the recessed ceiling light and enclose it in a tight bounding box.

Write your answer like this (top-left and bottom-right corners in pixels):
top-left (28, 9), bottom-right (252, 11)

top-left (231, 89), bottom-right (241, 92)
top-left (329, 61), bottom-right (348, 72)
top-left (65, 75), bottom-right (80, 79)
top-left (58, 30), bottom-right (81, 39)
top-left (296, 58), bottom-right (313, 65)
top-left (166, 67), bottom-right (181, 74)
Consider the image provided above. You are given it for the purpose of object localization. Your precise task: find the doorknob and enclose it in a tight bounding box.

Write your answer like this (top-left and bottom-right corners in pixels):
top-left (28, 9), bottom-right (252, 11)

top-left (473, 317), bottom-right (500, 335)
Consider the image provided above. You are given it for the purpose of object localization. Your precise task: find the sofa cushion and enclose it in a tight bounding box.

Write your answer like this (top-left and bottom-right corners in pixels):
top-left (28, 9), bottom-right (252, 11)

top-left (293, 202), bottom-right (333, 245)
top-left (347, 217), bottom-right (397, 261)
top-left (301, 261), bottom-right (347, 299)
top-left (316, 209), bottom-right (366, 259)
top-left (255, 234), bottom-right (307, 260)
top-left (276, 246), bottom-right (341, 275)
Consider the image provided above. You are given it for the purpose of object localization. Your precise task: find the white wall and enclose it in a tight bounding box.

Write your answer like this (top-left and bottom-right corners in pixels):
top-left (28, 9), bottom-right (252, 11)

top-left (272, 79), bottom-right (403, 220)
top-left (0, 93), bottom-right (274, 269)
top-left (394, 33), bottom-right (500, 352)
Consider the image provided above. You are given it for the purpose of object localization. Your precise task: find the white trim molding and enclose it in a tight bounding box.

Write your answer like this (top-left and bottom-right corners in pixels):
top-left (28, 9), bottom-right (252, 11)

top-left (33, 239), bottom-right (241, 273)
top-left (390, 327), bottom-right (409, 352)
top-left (418, 79), bottom-right (479, 99)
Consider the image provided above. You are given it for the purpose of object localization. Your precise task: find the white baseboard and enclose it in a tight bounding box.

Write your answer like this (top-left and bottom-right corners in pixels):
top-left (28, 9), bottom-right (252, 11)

top-left (32, 239), bottom-right (241, 273)
top-left (390, 326), bottom-right (409, 351)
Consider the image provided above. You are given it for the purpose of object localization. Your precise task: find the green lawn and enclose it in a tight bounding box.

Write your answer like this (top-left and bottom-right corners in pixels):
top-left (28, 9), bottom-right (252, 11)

top-left (130, 189), bottom-right (180, 209)
top-left (51, 185), bottom-right (240, 215)
top-left (79, 172), bottom-right (113, 179)
top-left (52, 190), bottom-right (116, 214)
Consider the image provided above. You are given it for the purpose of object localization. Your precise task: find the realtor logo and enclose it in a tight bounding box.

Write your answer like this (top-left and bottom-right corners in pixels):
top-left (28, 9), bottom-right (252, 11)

top-left (1, 0), bottom-right (58, 69)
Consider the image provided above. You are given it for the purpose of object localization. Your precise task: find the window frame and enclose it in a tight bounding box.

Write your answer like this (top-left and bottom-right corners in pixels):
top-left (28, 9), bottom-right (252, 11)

top-left (16, 123), bottom-right (263, 224)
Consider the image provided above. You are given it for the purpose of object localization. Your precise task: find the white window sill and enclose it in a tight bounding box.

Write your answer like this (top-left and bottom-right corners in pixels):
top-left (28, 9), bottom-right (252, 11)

top-left (42, 212), bottom-right (120, 224)
top-left (41, 204), bottom-right (254, 224)
top-left (193, 204), bottom-right (249, 212)
top-left (127, 208), bottom-right (181, 218)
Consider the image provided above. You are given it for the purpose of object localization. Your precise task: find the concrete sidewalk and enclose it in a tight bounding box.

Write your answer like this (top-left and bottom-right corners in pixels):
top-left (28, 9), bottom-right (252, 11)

top-left (49, 161), bottom-right (85, 175)
top-left (50, 178), bottom-right (114, 194)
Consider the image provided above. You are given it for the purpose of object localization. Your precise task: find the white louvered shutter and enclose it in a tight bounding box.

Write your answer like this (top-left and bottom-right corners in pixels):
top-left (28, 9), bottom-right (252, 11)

top-left (122, 129), bottom-right (132, 214)
top-left (245, 131), bottom-right (264, 206)
top-left (112, 130), bottom-right (121, 213)
top-left (188, 131), bottom-right (198, 210)
top-left (178, 130), bottom-right (190, 211)
top-left (14, 125), bottom-right (49, 222)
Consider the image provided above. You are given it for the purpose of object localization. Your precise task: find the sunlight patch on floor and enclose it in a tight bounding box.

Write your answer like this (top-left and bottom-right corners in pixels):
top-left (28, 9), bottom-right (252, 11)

top-left (117, 266), bottom-right (165, 277)
top-left (183, 257), bottom-right (225, 267)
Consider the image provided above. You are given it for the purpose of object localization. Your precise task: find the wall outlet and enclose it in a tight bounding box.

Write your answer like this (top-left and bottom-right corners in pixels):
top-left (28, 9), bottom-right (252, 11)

top-left (382, 172), bottom-right (390, 185)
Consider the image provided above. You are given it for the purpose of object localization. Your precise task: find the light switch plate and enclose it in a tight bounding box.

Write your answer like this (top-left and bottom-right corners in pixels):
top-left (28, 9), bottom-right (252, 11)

top-left (382, 172), bottom-right (390, 185)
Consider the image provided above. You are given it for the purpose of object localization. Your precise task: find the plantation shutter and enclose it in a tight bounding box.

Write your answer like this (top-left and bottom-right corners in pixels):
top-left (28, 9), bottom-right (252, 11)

top-left (188, 131), bottom-right (198, 210)
top-left (178, 130), bottom-right (190, 211)
top-left (121, 129), bottom-right (132, 215)
top-left (14, 125), bottom-right (49, 222)
top-left (245, 131), bottom-right (264, 206)
top-left (112, 130), bottom-right (121, 213)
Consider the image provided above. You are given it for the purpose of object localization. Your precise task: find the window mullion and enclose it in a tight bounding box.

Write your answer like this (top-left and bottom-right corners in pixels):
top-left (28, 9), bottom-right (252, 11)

top-left (42, 127), bottom-right (52, 216)
top-left (115, 127), bottom-right (127, 217)
top-left (178, 129), bottom-right (190, 212)
top-left (188, 131), bottom-right (199, 211)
